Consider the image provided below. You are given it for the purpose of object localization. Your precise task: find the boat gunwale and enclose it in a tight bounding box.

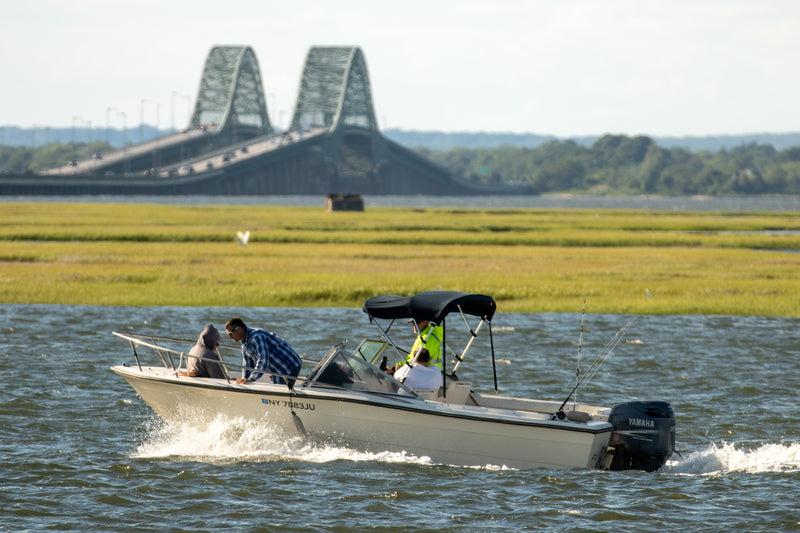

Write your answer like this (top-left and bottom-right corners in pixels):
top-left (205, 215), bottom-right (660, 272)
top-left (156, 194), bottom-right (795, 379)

top-left (110, 364), bottom-right (614, 435)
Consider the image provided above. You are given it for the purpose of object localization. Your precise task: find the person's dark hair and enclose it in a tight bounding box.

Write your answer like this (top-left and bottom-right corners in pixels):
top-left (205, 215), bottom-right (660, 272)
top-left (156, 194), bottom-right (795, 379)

top-left (225, 317), bottom-right (247, 331)
top-left (416, 348), bottom-right (430, 363)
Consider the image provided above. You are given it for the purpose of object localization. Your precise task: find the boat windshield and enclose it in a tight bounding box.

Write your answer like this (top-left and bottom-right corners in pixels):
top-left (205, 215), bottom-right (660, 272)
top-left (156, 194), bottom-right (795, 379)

top-left (354, 339), bottom-right (403, 366)
top-left (311, 347), bottom-right (412, 396)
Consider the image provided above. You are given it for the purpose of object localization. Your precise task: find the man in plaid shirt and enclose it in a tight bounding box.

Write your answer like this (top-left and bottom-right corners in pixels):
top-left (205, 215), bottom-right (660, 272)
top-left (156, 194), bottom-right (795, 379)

top-left (225, 317), bottom-right (302, 388)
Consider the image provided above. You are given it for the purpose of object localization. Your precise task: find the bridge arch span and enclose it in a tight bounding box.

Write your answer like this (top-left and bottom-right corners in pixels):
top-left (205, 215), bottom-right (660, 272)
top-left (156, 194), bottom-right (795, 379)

top-left (190, 45), bottom-right (272, 140)
top-left (290, 46), bottom-right (378, 132)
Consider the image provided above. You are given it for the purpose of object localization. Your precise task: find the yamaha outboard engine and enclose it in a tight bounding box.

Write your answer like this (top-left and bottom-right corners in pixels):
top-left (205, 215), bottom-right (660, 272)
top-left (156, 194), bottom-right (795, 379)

top-left (606, 400), bottom-right (675, 472)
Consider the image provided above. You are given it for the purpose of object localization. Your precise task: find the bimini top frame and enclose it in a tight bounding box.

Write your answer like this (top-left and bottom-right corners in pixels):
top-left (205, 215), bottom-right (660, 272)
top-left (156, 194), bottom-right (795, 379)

top-left (362, 291), bottom-right (499, 392)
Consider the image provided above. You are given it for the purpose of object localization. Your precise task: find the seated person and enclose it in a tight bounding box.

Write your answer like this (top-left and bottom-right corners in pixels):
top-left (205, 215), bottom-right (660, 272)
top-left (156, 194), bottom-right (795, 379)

top-left (408, 320), bottom-right (443, 368)
top-left (394, 348), bottom-right (443, 390)
top-left (387, 319), bottom-right (444, 375)
top-left (179, 324), bottom-right (226, 378)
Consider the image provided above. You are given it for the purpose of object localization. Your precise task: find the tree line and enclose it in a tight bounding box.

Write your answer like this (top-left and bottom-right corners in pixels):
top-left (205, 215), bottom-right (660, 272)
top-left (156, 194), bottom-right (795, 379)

top-left (415, 134), bottom-right (800, 195)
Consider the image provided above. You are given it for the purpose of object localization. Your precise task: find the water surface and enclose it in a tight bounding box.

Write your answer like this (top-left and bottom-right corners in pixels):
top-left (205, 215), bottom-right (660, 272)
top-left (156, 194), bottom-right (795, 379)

top-left (1, 305), bottom-right (799, 531)
top-left (3, 194), bottom-right (800, 211)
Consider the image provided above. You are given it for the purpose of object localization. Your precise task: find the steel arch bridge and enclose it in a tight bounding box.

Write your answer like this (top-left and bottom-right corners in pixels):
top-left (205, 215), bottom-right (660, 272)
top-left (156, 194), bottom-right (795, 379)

top-left (13, 45), bottom-right (534, 196)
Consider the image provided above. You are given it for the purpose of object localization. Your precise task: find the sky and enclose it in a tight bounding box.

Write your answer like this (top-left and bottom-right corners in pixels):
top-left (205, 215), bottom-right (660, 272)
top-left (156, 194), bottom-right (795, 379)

top-left (2, 0), bottom-right (798, 137)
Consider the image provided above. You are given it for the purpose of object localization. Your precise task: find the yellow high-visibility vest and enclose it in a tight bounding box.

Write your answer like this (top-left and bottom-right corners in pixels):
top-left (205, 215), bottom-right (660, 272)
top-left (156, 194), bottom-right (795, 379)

top-left (408, 324), bottom-right (443, 368)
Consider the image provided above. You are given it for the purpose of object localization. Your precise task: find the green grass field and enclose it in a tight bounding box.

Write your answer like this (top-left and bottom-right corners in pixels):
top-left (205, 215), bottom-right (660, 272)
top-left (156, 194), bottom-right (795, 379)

top-left (1, 202), bottom-right (798, 316)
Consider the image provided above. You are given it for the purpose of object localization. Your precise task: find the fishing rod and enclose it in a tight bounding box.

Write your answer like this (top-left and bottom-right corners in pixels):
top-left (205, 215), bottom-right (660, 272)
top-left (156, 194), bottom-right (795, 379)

top-left (553, 318), bottom-right (633, 420)
top-left (575, 299), bottom-right (586, 410)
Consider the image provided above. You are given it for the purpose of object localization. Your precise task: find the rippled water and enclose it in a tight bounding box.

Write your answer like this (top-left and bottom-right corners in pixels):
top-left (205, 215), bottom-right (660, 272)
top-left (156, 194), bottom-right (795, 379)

top-left (2, 304), bottom-right (799, 531)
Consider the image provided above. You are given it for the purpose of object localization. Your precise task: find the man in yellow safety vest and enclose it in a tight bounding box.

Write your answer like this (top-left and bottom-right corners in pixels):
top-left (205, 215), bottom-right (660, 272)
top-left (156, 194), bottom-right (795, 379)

top-left (406, 319), bottom-right (443, 369)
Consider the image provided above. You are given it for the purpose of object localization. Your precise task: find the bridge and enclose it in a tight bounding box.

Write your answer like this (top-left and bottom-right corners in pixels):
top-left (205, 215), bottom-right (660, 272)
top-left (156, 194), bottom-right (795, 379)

top-left (2, 46), bottom-right (534, 196)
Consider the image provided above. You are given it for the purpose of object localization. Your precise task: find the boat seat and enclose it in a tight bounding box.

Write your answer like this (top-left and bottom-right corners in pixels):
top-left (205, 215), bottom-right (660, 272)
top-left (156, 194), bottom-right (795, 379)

top-left (471, 394), bottom-right (562, 413)
top-left (413, 388), bottom-right (440, 400)
top-left (443, 381), bottom-right (472, 404)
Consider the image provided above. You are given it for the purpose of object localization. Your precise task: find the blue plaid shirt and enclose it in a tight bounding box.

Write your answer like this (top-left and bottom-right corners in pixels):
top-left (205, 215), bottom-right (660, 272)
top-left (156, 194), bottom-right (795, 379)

top-left (241, 327), bottom-right (302, 384)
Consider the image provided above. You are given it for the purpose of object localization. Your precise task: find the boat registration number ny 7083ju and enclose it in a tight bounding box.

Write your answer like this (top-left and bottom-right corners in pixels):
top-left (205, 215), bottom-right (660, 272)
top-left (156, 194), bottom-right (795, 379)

top-left (261, 398), bottom-right (316, 411)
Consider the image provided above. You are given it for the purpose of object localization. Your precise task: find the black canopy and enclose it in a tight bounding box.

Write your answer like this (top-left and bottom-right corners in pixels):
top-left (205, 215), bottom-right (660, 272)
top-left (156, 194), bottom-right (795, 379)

top-left (363, 291), bottom-right (496, 324)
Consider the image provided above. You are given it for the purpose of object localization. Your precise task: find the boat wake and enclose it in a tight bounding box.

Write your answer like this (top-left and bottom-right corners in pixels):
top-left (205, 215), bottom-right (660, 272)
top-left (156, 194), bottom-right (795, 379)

top-left (132, 415), bottom-right (435, 466)
top-left (662, 441), bottom-right (800, 475)
top-left (131, 418), bottom-right (800, 474)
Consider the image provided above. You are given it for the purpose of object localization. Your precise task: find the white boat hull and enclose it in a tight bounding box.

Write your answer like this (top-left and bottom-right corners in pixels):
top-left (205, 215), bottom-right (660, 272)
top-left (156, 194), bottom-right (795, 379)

top-left (112, 365), bottom-right (613, 470)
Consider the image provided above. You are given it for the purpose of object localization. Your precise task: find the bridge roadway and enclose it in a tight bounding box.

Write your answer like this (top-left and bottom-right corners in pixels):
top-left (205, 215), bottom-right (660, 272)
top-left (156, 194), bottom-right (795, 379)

top-left (1, 124), bottom-right (535, 195)
top-left (0, 126), bottom-right (349, 195)
top-left (152, 127), bottom-right (327, 178)
top-left (39, 124), bottom-right (221, 176)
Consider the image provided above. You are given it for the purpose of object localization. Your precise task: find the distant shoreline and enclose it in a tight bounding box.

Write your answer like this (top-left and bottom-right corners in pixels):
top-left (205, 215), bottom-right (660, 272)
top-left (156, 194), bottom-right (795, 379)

top-left (383, 130), bottom-right (800, 152)
top-left (2, 194), bottom-right (799, 212)
top-left (4, 124), bottom-right (800, 152)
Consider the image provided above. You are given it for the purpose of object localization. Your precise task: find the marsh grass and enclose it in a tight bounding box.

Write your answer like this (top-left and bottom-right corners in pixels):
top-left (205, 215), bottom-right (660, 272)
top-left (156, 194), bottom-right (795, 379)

top-left (1, 202), bottom-right (798, 316)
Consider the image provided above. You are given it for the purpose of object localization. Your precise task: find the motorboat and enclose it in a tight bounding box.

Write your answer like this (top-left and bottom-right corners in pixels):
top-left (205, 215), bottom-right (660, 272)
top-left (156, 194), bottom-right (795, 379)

top-left (111, 291), bottom-right (675, 471)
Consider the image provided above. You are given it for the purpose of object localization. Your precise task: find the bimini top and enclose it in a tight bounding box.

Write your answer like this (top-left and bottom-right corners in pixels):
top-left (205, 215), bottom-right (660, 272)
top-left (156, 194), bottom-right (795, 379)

top-left (363, 291), bottom-right (496, 324)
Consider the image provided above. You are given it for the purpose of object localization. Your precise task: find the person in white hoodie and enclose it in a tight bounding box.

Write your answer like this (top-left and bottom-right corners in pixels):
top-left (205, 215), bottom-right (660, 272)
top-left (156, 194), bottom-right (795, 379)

top-left (179, 324), bottom-right (225, 379)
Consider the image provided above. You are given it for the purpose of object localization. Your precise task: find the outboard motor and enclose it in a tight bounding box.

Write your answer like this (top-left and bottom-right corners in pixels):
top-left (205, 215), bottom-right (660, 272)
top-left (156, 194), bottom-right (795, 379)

top-left (606, 400), bottom-right (675, 472)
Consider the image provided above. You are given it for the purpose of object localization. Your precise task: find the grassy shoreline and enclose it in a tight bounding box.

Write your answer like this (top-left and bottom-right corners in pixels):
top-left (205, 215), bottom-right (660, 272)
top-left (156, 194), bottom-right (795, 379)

top-left (1, 202), bottom-right (798, 316)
